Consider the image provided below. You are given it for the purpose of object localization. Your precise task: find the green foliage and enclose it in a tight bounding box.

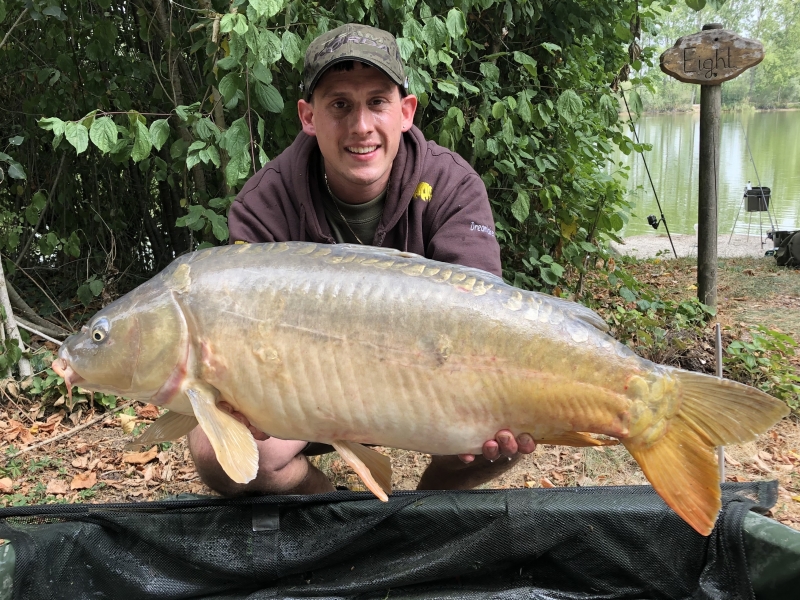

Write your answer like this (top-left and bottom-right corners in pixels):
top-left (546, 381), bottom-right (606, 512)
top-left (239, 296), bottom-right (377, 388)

top-left (0, 0), bottom-right (685, 325)
top-left (725, 327), bottom-right (800, 413)
top-left (598, 266), bottom-right (716, 356)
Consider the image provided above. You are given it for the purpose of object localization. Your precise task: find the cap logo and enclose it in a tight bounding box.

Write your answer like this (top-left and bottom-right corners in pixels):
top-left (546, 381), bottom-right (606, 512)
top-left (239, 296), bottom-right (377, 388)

top-left (313, 33), bottom-right (397, 63)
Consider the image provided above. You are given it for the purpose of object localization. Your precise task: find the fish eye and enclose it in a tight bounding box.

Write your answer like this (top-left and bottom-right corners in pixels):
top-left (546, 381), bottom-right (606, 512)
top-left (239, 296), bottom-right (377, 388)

top-left (91, 318), bottom-right (110, 343)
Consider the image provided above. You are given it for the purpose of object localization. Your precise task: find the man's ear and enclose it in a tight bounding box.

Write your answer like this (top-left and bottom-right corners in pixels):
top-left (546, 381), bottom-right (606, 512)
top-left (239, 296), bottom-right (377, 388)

top-left (400, 94), bottom-right (418, 132)
top-left (297, 99), bottom-right (316, 137)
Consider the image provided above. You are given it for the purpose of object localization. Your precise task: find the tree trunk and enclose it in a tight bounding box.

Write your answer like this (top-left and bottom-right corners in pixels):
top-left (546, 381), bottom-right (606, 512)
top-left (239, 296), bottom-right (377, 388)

top-left (0, 261), bottom-right (32, 379)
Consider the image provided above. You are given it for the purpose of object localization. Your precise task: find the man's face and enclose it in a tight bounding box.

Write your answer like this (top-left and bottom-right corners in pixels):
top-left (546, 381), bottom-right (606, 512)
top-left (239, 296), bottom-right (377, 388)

top-left (297, 62), bottom-right (417, 201)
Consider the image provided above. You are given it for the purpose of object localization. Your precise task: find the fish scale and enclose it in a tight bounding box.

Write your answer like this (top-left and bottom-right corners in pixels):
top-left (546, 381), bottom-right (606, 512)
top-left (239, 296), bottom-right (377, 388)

top-left (53, 242), bottom-right (789, 536)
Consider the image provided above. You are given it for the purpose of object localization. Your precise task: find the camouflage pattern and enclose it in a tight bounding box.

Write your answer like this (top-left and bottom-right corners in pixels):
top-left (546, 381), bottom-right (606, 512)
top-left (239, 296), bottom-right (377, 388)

top-left (303, 24), bottom-right (407, 100)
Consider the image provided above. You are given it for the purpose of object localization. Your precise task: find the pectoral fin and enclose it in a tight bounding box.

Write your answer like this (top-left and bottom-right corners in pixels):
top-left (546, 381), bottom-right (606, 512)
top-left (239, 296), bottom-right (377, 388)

top-left (536, 432), bottom-right (619, 447)
top-left (124, 411), bottom-right (198, 451)
top-left (186, 386), bottom-right (258, 484)
top-left (332, 440), bottom-right (392, 501)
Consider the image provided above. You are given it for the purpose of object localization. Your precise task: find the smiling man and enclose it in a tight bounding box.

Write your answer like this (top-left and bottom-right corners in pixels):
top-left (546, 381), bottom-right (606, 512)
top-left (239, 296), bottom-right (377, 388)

top-left (188, 24), bottom-right (536, 497)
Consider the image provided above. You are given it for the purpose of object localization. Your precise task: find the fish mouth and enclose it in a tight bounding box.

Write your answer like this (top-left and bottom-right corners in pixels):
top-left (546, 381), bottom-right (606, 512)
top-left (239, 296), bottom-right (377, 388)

top-left (51, 357), bottom-right (85, 402)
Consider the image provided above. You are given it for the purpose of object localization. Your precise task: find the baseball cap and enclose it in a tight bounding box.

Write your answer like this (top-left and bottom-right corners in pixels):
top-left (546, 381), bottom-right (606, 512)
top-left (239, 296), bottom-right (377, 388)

top-left (303, 24), bottom-right (407, 101)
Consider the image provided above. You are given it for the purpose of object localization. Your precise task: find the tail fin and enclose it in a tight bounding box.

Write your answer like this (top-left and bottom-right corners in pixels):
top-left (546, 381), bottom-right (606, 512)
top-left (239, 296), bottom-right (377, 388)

top-left (623, 371), bottom-right (788, 536)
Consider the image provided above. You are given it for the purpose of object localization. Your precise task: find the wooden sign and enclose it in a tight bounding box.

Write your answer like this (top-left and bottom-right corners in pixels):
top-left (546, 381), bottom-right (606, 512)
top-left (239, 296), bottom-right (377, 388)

top-left (660, 29), bottom-right (764, 85)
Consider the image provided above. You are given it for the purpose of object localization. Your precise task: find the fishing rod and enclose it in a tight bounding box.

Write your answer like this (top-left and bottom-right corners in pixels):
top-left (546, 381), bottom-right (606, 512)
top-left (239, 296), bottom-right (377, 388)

top-left (621, 92), bottom-right (678, 259)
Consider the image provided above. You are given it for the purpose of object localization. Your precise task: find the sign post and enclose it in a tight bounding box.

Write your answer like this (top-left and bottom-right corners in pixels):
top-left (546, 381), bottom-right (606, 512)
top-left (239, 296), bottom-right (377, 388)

top-left (660, 24), bottom-right (764, 307)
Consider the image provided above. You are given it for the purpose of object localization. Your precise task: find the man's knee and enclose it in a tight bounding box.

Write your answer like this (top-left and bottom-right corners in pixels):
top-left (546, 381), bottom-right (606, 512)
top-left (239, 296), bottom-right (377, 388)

top-left (187, 426), bottom-right (315, 496)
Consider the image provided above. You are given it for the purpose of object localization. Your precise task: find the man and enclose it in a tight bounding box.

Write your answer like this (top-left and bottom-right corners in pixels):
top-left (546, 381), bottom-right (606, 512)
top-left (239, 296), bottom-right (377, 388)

top-left (188, 24), bottom-right (536, 497)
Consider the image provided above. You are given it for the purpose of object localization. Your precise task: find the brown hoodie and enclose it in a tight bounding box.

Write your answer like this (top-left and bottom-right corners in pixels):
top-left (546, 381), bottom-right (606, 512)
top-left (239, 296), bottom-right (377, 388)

top-left (228, 126), bottom-right (501, 276)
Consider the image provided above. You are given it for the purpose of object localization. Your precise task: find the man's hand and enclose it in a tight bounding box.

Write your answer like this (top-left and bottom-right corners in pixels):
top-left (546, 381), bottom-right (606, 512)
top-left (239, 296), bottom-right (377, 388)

top-left (218, 401), bottom-right (270, 441)
top-left (457, 430), bottom-right (536, 463)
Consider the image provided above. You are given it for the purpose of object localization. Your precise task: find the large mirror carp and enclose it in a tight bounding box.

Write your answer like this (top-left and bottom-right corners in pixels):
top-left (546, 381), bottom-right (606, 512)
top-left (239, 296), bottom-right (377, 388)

top-left (52, 242), bottom-right (788, 535)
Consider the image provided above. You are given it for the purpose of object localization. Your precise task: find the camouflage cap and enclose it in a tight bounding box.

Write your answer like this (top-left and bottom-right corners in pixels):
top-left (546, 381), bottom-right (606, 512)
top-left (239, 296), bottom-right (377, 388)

top-left (303, 24), bottom-right (407, 101)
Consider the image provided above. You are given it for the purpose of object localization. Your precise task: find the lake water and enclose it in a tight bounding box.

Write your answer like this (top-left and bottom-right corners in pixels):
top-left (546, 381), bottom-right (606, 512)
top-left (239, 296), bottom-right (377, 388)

top-left (612, 109), bottom-right (800, 238)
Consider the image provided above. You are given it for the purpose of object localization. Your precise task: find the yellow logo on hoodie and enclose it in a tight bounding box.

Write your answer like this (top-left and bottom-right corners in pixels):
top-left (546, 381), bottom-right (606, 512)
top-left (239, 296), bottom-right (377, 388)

top-left (413, 182), bottom-right (433, 202)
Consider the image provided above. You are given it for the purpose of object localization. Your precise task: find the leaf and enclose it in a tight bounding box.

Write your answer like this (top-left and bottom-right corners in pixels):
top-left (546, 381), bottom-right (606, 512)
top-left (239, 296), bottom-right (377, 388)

top-left (396, 37), bottom-right (415, 61)
top-left (511, 191), bottom-right (530, 223)
top-left (258, 29), bottom-right (282, 66)
top-left (123, 447), bottom-right (158, 465)
top-left (76, 284), bottom-right (93, 307)
top-left (436, 81), bottom-right (459, 97)
top-left (218, 72), bottom-right (240, 103)
top-left (225, 147), bottom-right (252, 187)
top-left (513, 51), bottom-right (537, 76)
top-left (8, 162), bottom-right (25, 179)
top-left (613, 22), bottom-right (632, 42)
top-left (46, 479), bottom-right (70, 495)
top-left (42, 5), bottom-right (65, 20)
top-left (556, 90), bottom-right (583, 124)
top-left (251, 62), bottom-right (272, 85)
top-left (222, 117), bottom-right (250, 153)
top-left (8, 135), bottom-right (23, 145)
top-left (540, 267), bottom-right (558, 285)
top-left (281, 30), bottom-right (302, 65)
top-left (421, 16), bottom-right (447, 48)
top-left (628, 90), bottom-right (644, 116)
top-left (89, 117), bottom-right (118, 154)
top-left (250, 0), bottom-right (284, 18)
top-left (445, 8), bottom-right (466, 39)
top-left (131, 120), bottom-right (152, 162)
top-left (70, 470), bottom-right (97, 490)
top-left (31, 190), bottom-right (47, 210)
top-left (685, 0), bottom-right (706, 10)
top-left (207, 211), bottom-right (229, 241)
top-left (149, 119), bottom-right (170, 151)
top-left (491, 101), bottom-right (505, 119)
top-left (89, 278), bottom-right (103, 296)
top-left (599, 95), bottom-right (618, 126)
top-left (249, 82), bottom-right (281, 113)
top-left (65, 122), bottom-right (89, 154)
top-left (479, 62), bottom-right (500, 82)
top-left (540, 42), bottom-right (561, 54)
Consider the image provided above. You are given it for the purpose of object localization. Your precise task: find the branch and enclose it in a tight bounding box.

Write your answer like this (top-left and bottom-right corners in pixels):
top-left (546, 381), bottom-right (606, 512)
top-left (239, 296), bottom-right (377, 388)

top-left (0, 261), bottom-right (32, 378)
top-left (15, 317), bottom-right (66, 345)
top-left (0, 8), bottom-right (28, 52)
top-left (5, 279), bottom-right (71, 338)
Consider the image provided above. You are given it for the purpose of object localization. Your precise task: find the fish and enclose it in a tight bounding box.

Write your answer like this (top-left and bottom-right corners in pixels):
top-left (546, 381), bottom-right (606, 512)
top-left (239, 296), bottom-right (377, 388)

top-left (51, 242), bottom-right (788, 535)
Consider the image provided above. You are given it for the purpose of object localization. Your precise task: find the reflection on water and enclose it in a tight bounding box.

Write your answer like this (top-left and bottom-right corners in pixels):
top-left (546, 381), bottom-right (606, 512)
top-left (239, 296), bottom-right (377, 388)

top-left (611, 110), bottom-right (800, 238)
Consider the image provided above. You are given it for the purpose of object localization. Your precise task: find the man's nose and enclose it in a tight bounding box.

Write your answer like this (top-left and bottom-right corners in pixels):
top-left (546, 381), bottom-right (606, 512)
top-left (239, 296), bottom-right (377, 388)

top-left (349, 103), bottom-right (374, 135)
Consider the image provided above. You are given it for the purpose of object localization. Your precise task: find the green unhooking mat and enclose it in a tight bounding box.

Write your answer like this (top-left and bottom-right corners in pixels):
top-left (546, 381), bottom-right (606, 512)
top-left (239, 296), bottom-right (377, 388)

top-left (0, 481), bottom-right (797, 599)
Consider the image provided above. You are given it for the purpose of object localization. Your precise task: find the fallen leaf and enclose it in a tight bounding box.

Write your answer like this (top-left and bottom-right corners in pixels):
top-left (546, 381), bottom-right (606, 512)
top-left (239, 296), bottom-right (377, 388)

top-left (0, 478), bottom-right (13, 493)
top-left (524, 480), bottom-right (535, 488)
top-left (577, 475), bottom-right (593, 487)
top-left (119, 414), bottom-right (137, 435)
top-left (46, 479), bottom-right (69, 495)
top-left (792, 496), bottom-right (800, 503)
top-left (758, 450), bottom-right (773, 462)
top-left (123, 447), bottom-right (158, 465)
top-left (724, 452), bottom-right (742, 467)
top-left (74, 443), bottom-right (90, 455)
top-left (70, 471), bottom-right (97, 490)
top-left (72, 456), bottom-right (88, 469)
top-left (136, 404), bottom-right (161, 420)
top-left (539, 477), bottom-right (555, 488)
